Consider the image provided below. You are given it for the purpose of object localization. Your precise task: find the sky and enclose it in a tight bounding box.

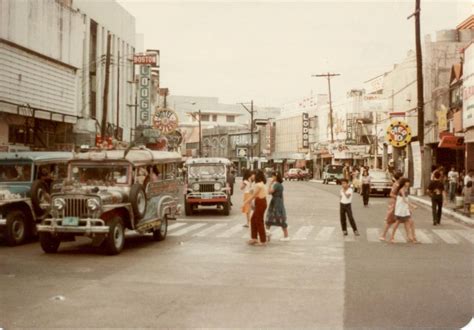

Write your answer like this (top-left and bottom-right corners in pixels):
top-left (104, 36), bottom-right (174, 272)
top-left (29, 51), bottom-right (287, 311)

top-left (119, 0), bottom-right (472, 108)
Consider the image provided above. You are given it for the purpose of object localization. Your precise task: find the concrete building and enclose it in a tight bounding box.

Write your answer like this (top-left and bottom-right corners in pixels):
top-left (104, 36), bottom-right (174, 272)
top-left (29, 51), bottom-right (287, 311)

top-left (0, 0), bottom-right (136, 150)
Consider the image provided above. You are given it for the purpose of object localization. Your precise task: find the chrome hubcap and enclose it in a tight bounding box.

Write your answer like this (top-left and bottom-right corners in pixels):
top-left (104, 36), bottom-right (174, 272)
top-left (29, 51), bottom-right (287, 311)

top-left (12, 219), bottom-right (25, 240)
top-left (137, 192), bottom-right (146, 214)
top-left (113, 224), bottom-right (124, 249)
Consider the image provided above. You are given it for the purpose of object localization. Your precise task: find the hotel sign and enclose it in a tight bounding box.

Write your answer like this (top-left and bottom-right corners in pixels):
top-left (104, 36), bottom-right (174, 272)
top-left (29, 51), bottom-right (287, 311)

top-left (302, 112), bottom-right (310, 149)
top-left (139, 65), bottom-right (151, 125)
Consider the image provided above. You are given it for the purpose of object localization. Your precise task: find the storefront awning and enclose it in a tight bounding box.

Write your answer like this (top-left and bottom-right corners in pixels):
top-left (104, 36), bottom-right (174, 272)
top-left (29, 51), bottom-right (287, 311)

top-left (438, 135), bottom-right (464, 150)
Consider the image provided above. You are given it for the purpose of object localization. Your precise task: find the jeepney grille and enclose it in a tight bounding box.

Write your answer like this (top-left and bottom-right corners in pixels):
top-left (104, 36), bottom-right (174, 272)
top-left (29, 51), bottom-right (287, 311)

top-left (64, 197), bottom-right (88, 218)
top-left (199, 184), bottom-right (215, 193)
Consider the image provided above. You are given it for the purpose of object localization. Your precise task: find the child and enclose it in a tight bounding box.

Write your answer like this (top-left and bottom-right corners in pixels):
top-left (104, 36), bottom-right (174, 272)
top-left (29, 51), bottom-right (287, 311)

top-left (339, 179), bottom-right (360, 236)
top-left (463, 181), bottom-right (473, 217)
top-left (390, 178), bottom-right (418, 243)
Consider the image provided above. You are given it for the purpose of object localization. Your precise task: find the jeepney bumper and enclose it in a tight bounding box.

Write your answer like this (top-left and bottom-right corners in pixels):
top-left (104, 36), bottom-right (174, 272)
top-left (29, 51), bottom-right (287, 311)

top-left (186, 192), bottom-right (228, 204)
top-left (0, 217), bottom-right (6, 226)
top-left (37, 218), bottom-right (109, 235)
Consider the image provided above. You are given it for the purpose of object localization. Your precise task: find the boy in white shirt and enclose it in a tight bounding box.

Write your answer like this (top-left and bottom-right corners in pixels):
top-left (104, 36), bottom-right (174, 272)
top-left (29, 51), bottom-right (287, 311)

top-left (340, 179), bottom-right (360, 236)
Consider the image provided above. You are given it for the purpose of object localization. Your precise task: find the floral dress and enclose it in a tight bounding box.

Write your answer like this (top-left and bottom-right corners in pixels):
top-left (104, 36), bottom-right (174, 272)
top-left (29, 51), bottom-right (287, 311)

top-left (265, 182), bottom-right (288, 228)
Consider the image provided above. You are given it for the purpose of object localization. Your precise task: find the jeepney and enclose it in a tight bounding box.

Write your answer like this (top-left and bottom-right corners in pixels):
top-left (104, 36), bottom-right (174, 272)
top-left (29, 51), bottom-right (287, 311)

top-left (0, 152), bottom-right (72, 245)
top-left (37, 148), bottom-right (182, 255)
top-left (184, 158), bottom-right (232, 216)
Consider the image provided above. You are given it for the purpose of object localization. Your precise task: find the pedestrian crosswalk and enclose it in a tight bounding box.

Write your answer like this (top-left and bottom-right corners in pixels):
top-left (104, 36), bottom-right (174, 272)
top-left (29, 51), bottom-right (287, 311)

top-left (165, 221), bottom-right (474, 245)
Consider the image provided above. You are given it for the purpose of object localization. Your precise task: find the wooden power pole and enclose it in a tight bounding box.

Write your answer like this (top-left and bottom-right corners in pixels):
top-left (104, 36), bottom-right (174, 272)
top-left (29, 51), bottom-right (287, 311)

top-left (101, 33), bottom-right (112, 138)
top-left (116, 50), bottom-right (120, 139)
top-left (312, 73), bottom-right (340, 143)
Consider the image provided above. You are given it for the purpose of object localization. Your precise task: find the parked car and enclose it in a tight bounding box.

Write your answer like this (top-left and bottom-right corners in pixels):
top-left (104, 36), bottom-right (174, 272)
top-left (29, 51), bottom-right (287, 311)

top-left (322, 165), bottom-right (344, 184)
top-left (284, 168), bottom-right (309, 181)
top-left (354, 170), bottom-right (392, 196)
top-left (184, 158), bottom-right (232, 216)
top-left (0, 152), bottom-right (71, 246)
top-left (37, 148), bottom-right (182, 255)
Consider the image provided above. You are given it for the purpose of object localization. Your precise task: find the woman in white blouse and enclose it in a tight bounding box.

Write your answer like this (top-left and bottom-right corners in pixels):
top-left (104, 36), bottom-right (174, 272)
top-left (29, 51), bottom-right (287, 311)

top-left (240, 170), bottom-right (255, 228)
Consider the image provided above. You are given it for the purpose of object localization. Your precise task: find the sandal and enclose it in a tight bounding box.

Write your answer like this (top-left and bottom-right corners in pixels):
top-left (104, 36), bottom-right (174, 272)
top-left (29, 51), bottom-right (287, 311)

top-left (247, 239), bottom-right (258, 245)
top-left (378, 236), bottom-right (386, 241)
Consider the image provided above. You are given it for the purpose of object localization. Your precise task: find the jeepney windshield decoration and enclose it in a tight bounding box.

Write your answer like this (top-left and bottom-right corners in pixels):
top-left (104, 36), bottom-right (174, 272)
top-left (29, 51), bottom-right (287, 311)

top-left (0, 164), bottom-right (32, 182)
top-left (189, 165), bottom-right (225, 178)
top-left (71, 165), bottom-right (129, 185)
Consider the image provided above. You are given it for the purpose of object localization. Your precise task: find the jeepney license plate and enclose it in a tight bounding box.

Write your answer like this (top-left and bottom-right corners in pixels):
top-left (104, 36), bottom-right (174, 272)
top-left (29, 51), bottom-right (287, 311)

top-left (202, 193), bottom-right (213, 199)
top-left (63, 216), bottom-right (79, 226)
top-left (376, 189), bottom-right (383, 192)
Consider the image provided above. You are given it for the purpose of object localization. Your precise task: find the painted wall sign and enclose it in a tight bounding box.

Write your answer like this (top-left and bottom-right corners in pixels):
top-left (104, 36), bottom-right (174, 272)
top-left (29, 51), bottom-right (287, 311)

top-left (386, 121), bottom-right (412, 147)
top-left (139, 65), bottom-right (151, 125)
top-left (302, 112), bottom-right (310, 149)
top-left (133, 54), bottom-right (157, 66)
top-left (463, 44), bottom-right (474, 129)
top-left (153, 108), bottom-right (179, 134)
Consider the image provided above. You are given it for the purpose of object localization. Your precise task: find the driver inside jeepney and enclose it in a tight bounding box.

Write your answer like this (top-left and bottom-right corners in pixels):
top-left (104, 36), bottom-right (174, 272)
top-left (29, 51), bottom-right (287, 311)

top-left (188, 165), bottom-right (225, 178)
top-left (73, 165), bottom-right (129, 185)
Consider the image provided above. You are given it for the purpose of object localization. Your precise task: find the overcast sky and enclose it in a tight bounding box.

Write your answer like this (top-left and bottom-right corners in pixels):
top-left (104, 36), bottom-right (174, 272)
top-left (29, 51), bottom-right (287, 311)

top-left (119, 0), bottom-right (472, 108)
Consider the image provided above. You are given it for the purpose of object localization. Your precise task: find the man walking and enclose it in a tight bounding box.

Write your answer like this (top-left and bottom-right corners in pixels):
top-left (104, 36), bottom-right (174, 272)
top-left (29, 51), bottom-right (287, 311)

top-left (227, 169), bottom-right (236, 206)
top-left (447, 167), bottom-right (459, 202)
top-left (339, 179), bottom-right (360, 236)
top-left (427, 172), bottom-right (446, 225)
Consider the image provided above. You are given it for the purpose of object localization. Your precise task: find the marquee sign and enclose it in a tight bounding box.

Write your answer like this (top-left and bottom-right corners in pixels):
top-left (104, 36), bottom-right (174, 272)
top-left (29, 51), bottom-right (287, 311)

top-left (139, 65), bottom-right (151, 125)
top-left (153, 108), bottom-right (179, 134)
top-left (302, 112), bottom-right (310, 149)
top-left (386, 121), bottom-right (412, 147)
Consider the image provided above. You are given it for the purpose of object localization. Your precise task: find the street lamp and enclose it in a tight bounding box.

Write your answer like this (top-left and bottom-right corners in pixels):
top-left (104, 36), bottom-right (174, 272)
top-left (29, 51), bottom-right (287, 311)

top-left (238, 101), bottom-right (254, 169)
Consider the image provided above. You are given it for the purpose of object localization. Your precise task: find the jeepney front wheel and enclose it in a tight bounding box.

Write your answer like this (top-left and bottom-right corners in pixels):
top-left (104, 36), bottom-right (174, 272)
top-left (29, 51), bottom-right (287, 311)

top-left (184, 202), bottom-right (193, 216)
top-left (39, 232), bottom-right (60, 253)
top-left (103, 217), bottom-right (125, 255)
top-left (222, 201), bottom-right (230, 216)
top-left (5, 210), bottom-right (27, 246)
top-left (153, 216), bottom-right (168, 241)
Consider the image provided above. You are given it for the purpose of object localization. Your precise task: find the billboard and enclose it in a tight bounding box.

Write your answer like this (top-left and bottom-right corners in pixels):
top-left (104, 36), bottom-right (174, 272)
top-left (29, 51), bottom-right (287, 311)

top-left (302, 113), bottom-right (310, 149)
top-left (463, 44), bottom-right (474, 129)
top-left (138, 65), bottom-right (151, 125)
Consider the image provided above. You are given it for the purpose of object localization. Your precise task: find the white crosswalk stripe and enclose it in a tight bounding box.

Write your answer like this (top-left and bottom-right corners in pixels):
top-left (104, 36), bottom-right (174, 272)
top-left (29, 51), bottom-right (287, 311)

top-left (292, 225), bottom-right (314, 240)
top-left (169, 223), bottom-right (207, 236)
top-left (193, 223), bottom-right (227, 237)
top-left (394, 231), bottom-right (407, 243)
top-left (366, 228), bottom-right (381, 242)
top-left (315, 226), bottom-right (335, 241)
top-left (167, 223), bottom-right (188, 231)
top-left (432, 229), bottom-right (460, 244)
top-left (453, 229), bottom-right (474, 244)
top-left (414, 229), bottom-right (433, 244)
top-left (217, 224), bottom-right (244, 238)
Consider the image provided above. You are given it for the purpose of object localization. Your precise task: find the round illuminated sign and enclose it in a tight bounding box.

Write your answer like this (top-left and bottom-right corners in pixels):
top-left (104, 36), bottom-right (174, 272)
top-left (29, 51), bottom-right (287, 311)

top-left (153, 108), bottom-right (179, 134)
top-left (386, 121), bottom-right (412, 147)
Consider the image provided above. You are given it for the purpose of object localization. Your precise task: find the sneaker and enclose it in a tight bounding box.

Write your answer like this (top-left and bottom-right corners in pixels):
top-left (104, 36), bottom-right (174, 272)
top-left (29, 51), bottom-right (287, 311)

top-left (354, 231), bottom-right (360, 236)
top-left (243, 224), bottom-right (249, 228)
top-left (280, 237), bottom-right (290, 242)
top-left (343, 231), bottom-right (348, 236)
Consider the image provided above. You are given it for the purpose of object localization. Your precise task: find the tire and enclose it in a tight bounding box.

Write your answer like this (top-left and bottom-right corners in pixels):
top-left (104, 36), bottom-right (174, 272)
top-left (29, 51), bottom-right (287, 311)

top-left (103, 216), bottom-right (125, 255)
top-left (153, 216), bottom-right (168, 241)
top-left (5, 210), bottom-right (27, 246)
top-left (184, 201), bottom-right (193, 216)
top-left (31, 180), bottom-right (48, 217)
top-left (130, 184), bottom-right (147, 220)
top-left (222, 201), bottom-right (230, 216)
top-left (39, 232), bottom-right (60, 253)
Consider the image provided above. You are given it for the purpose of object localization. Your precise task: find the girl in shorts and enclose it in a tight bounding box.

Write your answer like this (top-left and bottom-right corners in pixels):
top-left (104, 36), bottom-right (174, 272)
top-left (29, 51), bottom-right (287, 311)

top-left (390, 178), bottom-right (418, 244)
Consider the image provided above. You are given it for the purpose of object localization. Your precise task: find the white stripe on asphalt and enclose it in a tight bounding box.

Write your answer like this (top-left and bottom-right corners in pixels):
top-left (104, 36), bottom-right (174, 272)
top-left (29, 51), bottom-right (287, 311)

top-left (433, 229), bottom-right (460, 244)
top-left (169, 223), bottom-right (206, 236)
top-left (366, 228), bottom-right (381, 242)
top-left (414, 229), bottom-right (433, 244)
top-left (394, 230), bottom-right (407, 243)
top-left (453, 230), bottom-right (474, 244)
top-left (193, 223), bottom-right (227, 237)
top-left (167, 223), bottom-right (187, 231)
top-left (217, 224), bottom-right (244, 238)
top-left (315, 226), bottom-right (335, 241)
top-left (292, 225), bottom-right (314, 240)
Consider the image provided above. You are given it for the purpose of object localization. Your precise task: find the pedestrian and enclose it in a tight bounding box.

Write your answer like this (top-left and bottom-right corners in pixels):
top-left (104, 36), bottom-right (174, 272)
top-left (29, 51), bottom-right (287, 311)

top-left (379, 171), bottom-right (403, 241)
top-left (339, 179), bottom-right (360, 236)
top-left (360, 168), bottom-right (371, 207)
top-left (390, 178), bottom-right (417, 244)
top-left (227, 169), bottom-right (235, 206)
top-left (343, 163), bottom-right (351, 182)
top-left (447, 167), bottom-right (459, 202)
top-left (462, 181), bottom-right (473, 217)
top-left (240, 170), bottom-right (255, 228)
top-left (427, 171), bottom-right (447, 226)
top-left (265, 172), bottom-right (290, 242)
top-left (243, 170), bottom-right (268, 246)
top-left (464, 170), bottom-right (473, 187)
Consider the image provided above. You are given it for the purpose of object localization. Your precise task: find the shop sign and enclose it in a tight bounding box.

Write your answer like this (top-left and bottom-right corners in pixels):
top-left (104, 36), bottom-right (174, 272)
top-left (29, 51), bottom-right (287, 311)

top-left (236, 147), bottom-right (247, 158)
top-left (153, 108), bottom-right (179, 134)
top-left (133, 53), bottom-right (158, 66)
top-left (463, 44), bottom-right (474, 129)
top-left (139, 65), bottom-right (151, 125)
top-left (302, 112), bottom-right (310, 149)
top-left (436, 105), bottom-right (448, 132)
top-left (385, 121), bottom-right (412, 147)
top-left (438, 135), bottom-right (464, 150)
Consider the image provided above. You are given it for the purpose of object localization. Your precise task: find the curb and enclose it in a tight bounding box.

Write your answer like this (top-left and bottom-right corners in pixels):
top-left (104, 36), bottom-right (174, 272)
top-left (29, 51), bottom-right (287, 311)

top-left (408, 195), bottom-right (474, 227)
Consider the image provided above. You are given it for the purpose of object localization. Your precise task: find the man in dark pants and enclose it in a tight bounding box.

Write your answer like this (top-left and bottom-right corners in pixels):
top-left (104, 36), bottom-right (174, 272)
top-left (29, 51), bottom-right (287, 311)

top-left (427, 171), bottom-right (446, 225)
top-left (339, 179), bottom-right (360, 236)
top-left (227, 169), bottom-right (235, 206)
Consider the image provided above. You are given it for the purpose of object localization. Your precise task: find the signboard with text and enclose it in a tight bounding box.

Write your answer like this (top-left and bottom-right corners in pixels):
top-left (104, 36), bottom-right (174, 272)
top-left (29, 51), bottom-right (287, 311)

top-left (133, 54), bottom-right (158, 66)
top-left (463, 44), bottom-right (474, 129)
top-left (139, 65), bottom-right (151, 125)
top-left (386, 121), bottom-right (412, 147)
top-left (302, 112), bottom-right (310, 149)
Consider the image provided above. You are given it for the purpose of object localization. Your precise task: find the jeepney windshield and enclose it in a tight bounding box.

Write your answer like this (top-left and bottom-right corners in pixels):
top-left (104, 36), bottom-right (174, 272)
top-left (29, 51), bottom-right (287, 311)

top-left (71, 164), bottom-right (130, 185)
top-left (188, 164), bottom-right (226, 178)
top-left (0, 163), bottom-right (32, 182)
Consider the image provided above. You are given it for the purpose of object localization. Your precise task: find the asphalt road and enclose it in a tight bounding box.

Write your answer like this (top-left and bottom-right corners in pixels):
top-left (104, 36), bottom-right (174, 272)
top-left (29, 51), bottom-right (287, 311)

top-left (0, 180), bottom-right (472, 329)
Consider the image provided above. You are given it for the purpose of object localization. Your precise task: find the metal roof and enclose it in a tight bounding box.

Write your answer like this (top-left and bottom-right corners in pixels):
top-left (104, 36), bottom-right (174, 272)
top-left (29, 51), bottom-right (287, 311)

top-left (185, 157), bottom-right (231, 165)
top-left (0, 152), bottom-right (73, 162)
top-left (72, 148), bottom-right (182, 164)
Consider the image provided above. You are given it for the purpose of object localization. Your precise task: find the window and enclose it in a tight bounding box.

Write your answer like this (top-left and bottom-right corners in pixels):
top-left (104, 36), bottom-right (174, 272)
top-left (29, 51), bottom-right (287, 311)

top-left (226, 115), bottom-right (235, 123)
top-left (200, 114), bottom-right (210, 122)
top-left (212, 114), bottom-right (217, 122)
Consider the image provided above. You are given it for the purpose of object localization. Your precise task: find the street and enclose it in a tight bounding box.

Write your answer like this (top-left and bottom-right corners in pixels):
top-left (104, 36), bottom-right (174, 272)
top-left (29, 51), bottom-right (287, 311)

top-left (1, 180), bottom-right (472, 329)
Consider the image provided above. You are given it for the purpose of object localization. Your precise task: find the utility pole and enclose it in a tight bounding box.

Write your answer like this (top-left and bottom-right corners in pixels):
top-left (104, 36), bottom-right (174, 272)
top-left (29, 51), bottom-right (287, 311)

top-left (198, 109), bottom-right (202, 157)
top-left (239, 101), bottom-right (255, 170)
top-left (312, 73), bottom-right (340, 143)
top-left (101, 32), bottom-right (112, 138)
top-left (116, 50), bottom-right (120, 140)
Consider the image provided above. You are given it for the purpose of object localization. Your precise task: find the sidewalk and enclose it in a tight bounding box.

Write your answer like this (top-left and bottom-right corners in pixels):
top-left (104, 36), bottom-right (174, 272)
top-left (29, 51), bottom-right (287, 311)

top-left (408, 195), bottom-right (474, 227)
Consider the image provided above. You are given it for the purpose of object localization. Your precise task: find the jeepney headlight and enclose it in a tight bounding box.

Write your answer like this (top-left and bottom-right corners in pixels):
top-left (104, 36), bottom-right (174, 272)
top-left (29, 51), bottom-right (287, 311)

top-left (214, 183), bottom-right (222, 190)
top-left (87, 198), bottom-right (100, 211)
top-left (53, 198), bottom-right (65, 211)
top-left (192, 183), bottom-right (200, 191)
